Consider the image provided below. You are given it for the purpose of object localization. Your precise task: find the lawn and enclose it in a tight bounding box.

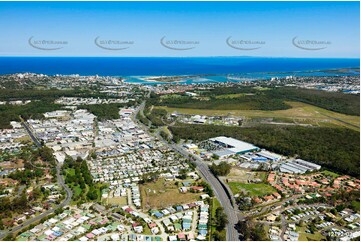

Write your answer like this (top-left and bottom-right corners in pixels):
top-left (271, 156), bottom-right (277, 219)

top-left (142, 225), bottom-right (153, 235)
top-left (140, 178), bottom-right (202, 210)
top-left (322, 170), bottom-right (340, 178)
top-left (72, 185), bottom-right (82, 197)
top-left (65, 168), bottom-right (75, 176)
top-left (157, 101), bottom-right (360, 131)
top-left (227, 182), bottom-right (276, 197)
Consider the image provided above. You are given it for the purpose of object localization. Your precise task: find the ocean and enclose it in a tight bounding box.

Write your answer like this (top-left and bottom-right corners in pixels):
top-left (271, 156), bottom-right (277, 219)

top-left (0, 57), bottom-right (359, 84)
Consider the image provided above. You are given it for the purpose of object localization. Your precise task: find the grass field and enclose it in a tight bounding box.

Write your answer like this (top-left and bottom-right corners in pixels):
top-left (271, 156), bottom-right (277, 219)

top-left (228, 182), bottom-right (276, 197)
top-left (160, 94), bottom-right (184, 100)
top-left (297, 226), bottom-right (325, 241)
top-left (140, 178), bottom-right (202, 210)
top-left (107, 197), bottom-right (127, 206)
top-left (214, 93), bottom-right (248, 99)
top-left (157, 101), bottom-right (360, 131)
top-left (13, 136), bottom-right (32, 144)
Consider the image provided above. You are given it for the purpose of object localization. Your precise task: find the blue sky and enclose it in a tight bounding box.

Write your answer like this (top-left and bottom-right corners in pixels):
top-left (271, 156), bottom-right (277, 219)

top-left (0, 1), bottom-right (359, 57)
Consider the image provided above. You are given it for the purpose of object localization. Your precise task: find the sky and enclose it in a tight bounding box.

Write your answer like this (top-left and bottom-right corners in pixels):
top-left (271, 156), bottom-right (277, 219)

top-left (0, 1), bottom-right (359, 57)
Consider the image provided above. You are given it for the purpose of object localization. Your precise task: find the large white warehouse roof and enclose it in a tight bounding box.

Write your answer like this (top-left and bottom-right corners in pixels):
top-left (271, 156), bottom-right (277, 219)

top-left (209, 136), bottom-right (259, 154)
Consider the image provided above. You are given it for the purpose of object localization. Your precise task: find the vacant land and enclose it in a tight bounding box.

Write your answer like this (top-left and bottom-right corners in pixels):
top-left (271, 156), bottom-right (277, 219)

top-left (107, 197), bottom-right (127, 206)
top-left (157, 101), bottom-right (359, 131)
top-left (226, 168), bottom-right (267, 183)
top-left (227, 182), bottom-right (276, 197)
top-left (140, 178), bottom-right (202, 210)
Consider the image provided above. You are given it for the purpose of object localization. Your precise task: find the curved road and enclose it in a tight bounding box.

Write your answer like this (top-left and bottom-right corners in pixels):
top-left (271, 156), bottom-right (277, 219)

top-left (133, 102), bottom-right (240, 241)
top-left (0, 124), bottom-right (73, 240)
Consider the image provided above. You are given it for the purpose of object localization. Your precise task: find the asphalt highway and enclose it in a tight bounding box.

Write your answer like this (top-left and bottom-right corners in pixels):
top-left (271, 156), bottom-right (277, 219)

top-left (133, 102), bottom-right (240, 241)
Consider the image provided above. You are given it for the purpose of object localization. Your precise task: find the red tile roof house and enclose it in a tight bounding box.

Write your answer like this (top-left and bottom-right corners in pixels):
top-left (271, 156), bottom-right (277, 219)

top-left (125, 207), bottom-right (134, 213)
top-left (311, 182), bottom-right (321, 187)
top-left (46, 235), bottom-right (55, 241)
top-left (345, 187), bottom-right (353, 193)
top-left (339, 175), bottom-right (350, 180)
top-left (178, 233), bottom-right (186, 241)
top-left (188, 203), bottom-right (197, 208)
top-left (86, 233), bottom-right (95, 239)
top-left (320, 179), bottom-right (330, 185)
top-left (274, 184), bottom-right (285, 192)
top-left (295, 180), bottom-right (306, 186)
top-left (253, 197), bottom-right (262, 204)
top-left (100, 218), bottom-right (108, 225)
top-left (332, 181), bottom-right (340, 189)
top-left (191, 186), bottom-right (204, 192)
top-left (267, 173), bottom-right (275, 183)
top-left (187, 233), bottom-right (195, 240)
top-left (132, 222), bottom-right (141, 228)
top-left (148, 223), bottom-right (157, 229)
top-left (263, 195), bottom-right (274, 202)
top-left (272, 192), bottom-right (282, 200)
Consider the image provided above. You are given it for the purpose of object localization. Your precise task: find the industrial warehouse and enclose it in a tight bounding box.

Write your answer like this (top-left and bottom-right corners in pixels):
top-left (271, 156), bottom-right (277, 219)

top-left (187, 136), bottom-right (322, 174)
top-left (279, 159), bottom-right (322, 174)
top-left (208, 136), bottom-right (260, 157)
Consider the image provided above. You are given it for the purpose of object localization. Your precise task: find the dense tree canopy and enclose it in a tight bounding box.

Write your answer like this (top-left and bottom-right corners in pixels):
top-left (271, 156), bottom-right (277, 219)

top-left (170, 124), bottom-right (360, 177)
top-left (209, 161), bottom-right (231, 176)
top-left (148, 86), bottom-right (360, 115)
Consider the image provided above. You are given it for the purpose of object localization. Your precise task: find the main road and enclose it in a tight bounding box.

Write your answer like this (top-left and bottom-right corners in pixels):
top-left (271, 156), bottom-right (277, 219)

top-left (133, 102), bottom-right (240, 241)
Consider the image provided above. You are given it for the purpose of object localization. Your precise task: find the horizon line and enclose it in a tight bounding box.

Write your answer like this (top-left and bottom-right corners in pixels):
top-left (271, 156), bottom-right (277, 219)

top-left (0, 56), bottom-right (360, 59)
